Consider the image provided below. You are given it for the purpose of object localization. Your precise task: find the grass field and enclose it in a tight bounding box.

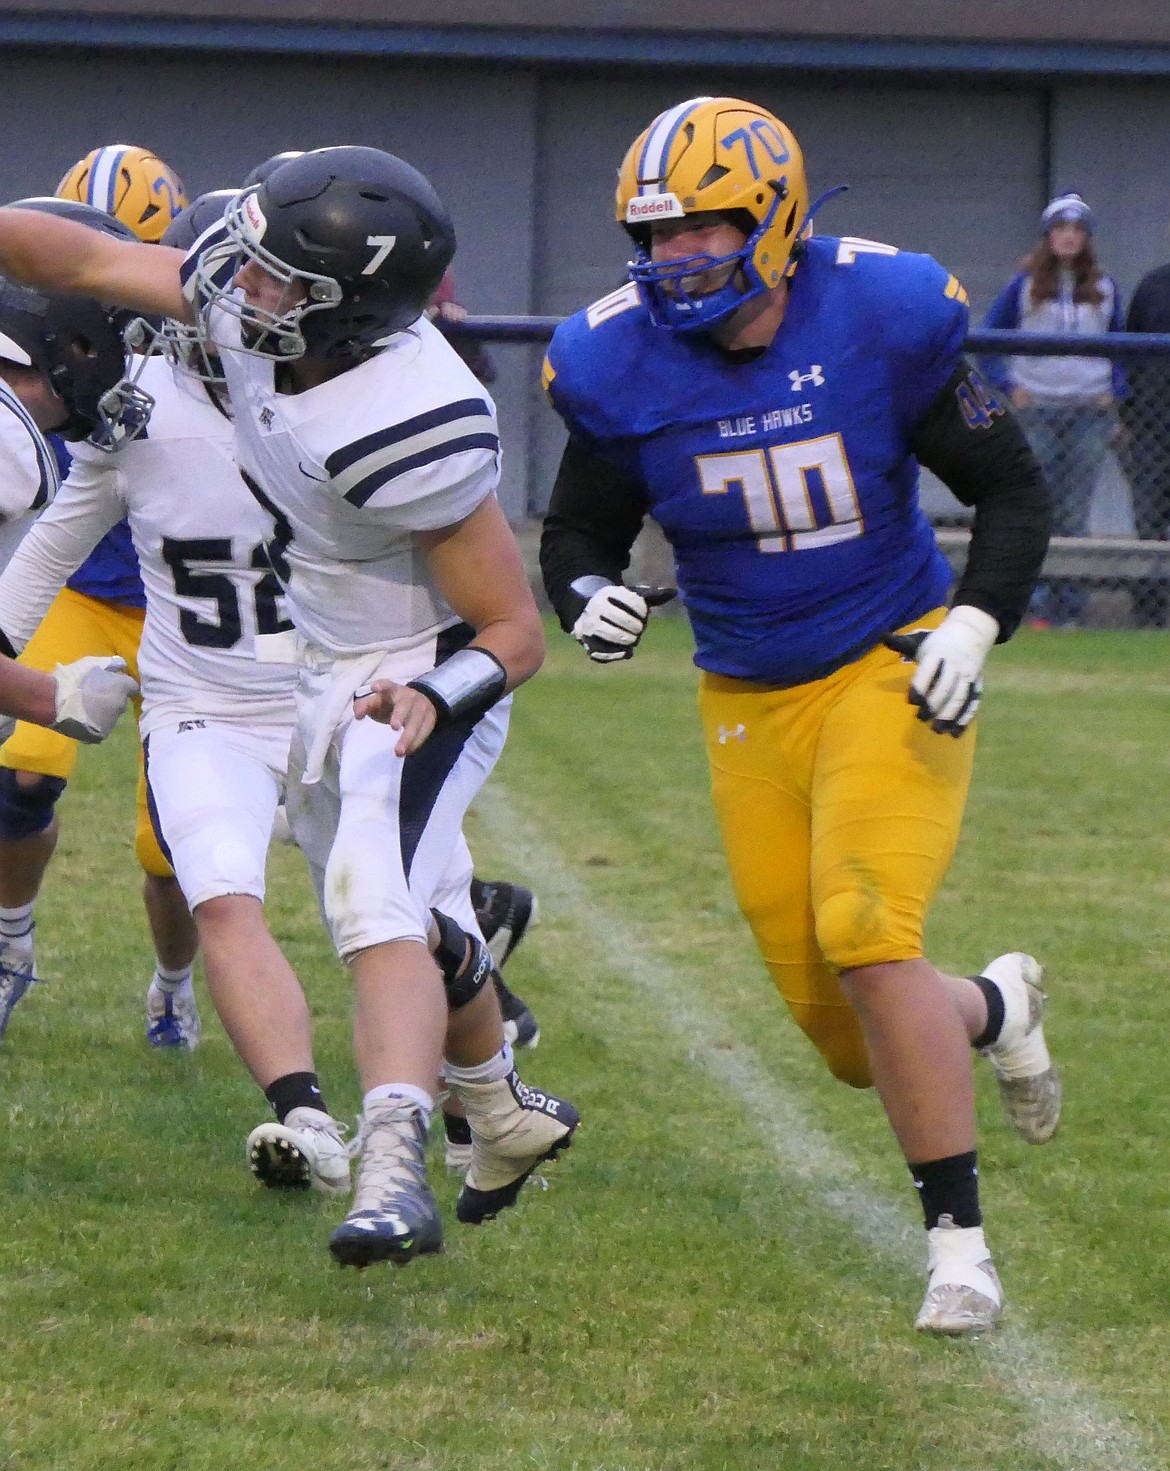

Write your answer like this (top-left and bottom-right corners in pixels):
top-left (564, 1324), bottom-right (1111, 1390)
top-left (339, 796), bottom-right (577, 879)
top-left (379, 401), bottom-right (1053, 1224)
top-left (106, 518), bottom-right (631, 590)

top-left (3, 619), bottom-right (1170, 1470)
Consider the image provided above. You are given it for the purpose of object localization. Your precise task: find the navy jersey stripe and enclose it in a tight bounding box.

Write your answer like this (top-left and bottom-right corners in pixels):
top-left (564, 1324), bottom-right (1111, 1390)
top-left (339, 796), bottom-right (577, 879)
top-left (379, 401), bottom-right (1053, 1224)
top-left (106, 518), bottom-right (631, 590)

top-left (325, 397), bottom-right (490, 477)
top-left (0, 379), bottom-right (58, 508)
top-left (343, 431), bottom-right (500, 509)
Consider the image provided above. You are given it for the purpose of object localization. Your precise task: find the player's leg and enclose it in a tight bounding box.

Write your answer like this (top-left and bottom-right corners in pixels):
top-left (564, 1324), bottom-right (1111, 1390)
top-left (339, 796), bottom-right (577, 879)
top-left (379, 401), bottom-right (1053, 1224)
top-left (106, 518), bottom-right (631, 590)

top-left (424, 839), bottom-right (576, 1223)
top-left (468, 872), bottom-right (541, 1045)
top-left (811, 637), bottom-right (1000, 1334)
top-left (0, 591), bottom-right (94, 1037)
top-left (144, 720), bottom-right (348, 1192)
top-left (137, 778), bottom-right (200, 1049)
top-left (698, 673), bottom-right (871, 1088)
top-left (306, 696), bottom-right (575, 1267)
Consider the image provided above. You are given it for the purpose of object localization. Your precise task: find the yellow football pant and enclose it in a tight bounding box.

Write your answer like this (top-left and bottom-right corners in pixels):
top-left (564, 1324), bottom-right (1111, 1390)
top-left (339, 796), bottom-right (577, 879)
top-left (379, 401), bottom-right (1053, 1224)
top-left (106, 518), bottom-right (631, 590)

top-left (0, 587), bottom-right (172, 877)
top-left (698, 609), bottom-right (974, 1090)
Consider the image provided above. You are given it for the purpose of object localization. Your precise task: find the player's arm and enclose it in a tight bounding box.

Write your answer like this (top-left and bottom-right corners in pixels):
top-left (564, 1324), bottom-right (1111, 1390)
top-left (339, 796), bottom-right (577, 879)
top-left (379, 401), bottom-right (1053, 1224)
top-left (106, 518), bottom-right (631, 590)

top-left (353, 494), bottom-right (545, 756)
top-left (0, 454), bottom-right (125, 651)
top-left (886, 362), bottom-right (1051, 736)
top-left (0, 208), bottom-right (192, 323)
top-left (911, 362), bottom-right (1051, 640)
top-left (540, 434), bottom-right (672, 662)
top-left (0, 451), bottom-right (135, 743)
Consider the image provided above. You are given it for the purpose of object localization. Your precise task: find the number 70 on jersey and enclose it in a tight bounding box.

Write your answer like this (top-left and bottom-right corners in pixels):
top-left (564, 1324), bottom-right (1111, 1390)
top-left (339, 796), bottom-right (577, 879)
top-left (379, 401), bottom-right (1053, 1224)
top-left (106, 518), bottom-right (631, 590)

top-left (696, 432), bottom-right (864, 553)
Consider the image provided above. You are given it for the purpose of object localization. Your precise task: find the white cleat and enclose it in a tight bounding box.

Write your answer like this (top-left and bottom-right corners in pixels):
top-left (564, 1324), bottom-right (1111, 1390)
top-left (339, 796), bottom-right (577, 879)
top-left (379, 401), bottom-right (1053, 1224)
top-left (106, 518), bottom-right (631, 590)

top-left (915, 1219), bottom-right (1003, 1336)
top-left (247, 1106), bottom-right (351, 1196)
top-left (978, 952), bottom-right (1061, 1144)
top-left (145, 977), bottom-right (201, 1051)
top-left (449, 1069), bottom-right (579, 1224)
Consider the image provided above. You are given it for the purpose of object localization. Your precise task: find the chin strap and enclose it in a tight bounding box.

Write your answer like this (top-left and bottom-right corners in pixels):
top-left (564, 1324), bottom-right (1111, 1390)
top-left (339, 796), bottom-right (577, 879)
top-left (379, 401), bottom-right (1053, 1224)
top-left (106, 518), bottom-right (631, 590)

top-left (785, 184), bottom-right (850, 276)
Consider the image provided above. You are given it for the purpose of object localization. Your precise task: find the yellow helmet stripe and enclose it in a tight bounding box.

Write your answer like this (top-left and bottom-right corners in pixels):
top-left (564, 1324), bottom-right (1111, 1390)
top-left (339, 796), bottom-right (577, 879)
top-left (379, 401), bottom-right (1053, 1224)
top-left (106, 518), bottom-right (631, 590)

top-left (635, 97), bottom-right (712, 194)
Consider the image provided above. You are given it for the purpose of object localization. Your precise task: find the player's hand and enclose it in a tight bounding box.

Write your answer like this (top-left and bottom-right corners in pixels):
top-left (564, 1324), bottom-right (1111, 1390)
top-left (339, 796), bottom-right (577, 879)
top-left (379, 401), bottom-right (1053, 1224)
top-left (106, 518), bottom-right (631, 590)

top-left (882, 605), bottom-right (998, 737)
top-left (51, 656), bottom-right (139, 744)
top-left (353, 679), bottom-right (437, 756)
top-left (571, 583), bottom-right (677, 662)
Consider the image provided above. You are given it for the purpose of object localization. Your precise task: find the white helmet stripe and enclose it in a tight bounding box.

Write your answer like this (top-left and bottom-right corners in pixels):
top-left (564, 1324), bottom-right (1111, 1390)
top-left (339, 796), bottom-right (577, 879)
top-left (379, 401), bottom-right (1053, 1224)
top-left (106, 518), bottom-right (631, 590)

top-left (87, 146), bottom-right (129, 213)
top-left (636, 97), bottom-right (713, 196)
top-left (0, 330), bottom-right (32, 366)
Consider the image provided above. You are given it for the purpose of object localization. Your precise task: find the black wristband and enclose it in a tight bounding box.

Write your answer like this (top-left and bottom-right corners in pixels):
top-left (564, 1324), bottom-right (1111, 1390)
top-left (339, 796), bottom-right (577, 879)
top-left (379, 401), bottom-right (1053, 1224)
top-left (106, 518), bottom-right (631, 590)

top-left (406, 646), bottom-right (507, 725)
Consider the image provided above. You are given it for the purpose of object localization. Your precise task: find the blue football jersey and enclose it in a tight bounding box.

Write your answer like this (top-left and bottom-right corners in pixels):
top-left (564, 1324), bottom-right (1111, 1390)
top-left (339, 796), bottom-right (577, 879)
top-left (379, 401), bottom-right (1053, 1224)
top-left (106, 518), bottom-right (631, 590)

top-left (49, 437), bottom-right (146, 608)
top-left (544, 236), bottom-right (968, 686)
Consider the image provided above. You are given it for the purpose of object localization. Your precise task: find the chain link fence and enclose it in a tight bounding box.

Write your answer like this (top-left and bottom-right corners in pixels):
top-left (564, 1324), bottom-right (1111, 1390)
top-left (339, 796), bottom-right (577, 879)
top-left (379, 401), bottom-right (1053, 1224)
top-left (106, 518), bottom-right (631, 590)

top-left (455, 318), bottom-right (1170, 629)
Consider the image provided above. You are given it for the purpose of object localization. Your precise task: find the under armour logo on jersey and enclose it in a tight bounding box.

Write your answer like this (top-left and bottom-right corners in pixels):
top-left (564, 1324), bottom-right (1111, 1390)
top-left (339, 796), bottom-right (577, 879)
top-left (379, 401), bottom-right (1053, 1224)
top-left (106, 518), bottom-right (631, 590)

top-left (717, 723), bottom-right (746, 745)
top-left (258, 406), bottom-right (275, 430)
top-left (789, 366), bottom-right (825, 391)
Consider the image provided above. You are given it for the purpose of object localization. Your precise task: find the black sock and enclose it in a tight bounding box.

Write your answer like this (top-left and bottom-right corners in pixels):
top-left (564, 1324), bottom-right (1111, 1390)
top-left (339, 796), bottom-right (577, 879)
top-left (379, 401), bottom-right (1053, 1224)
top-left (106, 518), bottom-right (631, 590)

top-left (970, 973), bottom-right (1006, 1050)
top-left (264, 1072), bottom-right (327, 1124)
top-left (469, 877), bottom-right (486, 909)
top-left (909, 1151), bottom-right (982, 1229)
top-left (443, 1110), bottom-right (472, 1145)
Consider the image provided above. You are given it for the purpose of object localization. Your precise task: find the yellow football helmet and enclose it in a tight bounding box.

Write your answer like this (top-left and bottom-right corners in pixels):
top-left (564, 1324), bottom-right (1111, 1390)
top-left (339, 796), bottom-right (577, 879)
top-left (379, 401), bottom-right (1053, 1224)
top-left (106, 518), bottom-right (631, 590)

top-left (616, 96), bottom-right (809, 331)
top-left (55, 144), bottom-right (188, 244)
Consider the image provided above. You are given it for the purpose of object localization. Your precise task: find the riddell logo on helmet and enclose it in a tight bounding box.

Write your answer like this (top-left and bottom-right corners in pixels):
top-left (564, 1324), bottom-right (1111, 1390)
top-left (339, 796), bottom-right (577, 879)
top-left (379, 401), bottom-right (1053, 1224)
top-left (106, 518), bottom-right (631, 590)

top-left (626, 193), bottom-right (685, 223)
top-left (241, 192), bottom-right (267, 243)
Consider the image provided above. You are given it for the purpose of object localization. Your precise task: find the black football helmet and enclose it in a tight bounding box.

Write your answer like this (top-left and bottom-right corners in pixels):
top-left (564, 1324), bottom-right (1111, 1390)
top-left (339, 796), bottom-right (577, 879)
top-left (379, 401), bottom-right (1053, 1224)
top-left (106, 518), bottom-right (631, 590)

top-left (0, 197), bottom-right (149, 442)
top-left (241, 151), bottom-right (305, 190)
top-left (195, 145), bottom-right (457, 361)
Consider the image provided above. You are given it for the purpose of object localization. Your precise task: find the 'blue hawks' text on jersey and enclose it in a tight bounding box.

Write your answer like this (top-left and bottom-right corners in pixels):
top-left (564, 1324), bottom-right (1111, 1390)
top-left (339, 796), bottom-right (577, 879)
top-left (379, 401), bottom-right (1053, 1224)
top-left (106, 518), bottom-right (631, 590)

top-left (544, 235), bottom-right (969, 686)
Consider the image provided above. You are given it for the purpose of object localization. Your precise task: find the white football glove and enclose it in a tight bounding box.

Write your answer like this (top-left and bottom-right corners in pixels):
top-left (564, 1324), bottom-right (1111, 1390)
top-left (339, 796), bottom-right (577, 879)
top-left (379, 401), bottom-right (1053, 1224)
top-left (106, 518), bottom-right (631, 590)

top-left (570, 579), bottom-right (677, 663)
top-left (883, 605), bottom-right (998, 737)
top-left (51, 656), bottom-right (138, 744)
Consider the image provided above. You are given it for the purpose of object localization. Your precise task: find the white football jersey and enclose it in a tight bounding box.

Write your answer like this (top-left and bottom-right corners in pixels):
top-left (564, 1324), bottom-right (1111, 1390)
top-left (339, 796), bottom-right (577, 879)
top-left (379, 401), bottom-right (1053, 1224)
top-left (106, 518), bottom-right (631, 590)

top-left (0, 354), bottom-right (298, 735)
top-left (210, 309), bottom-right (500, 657)
top-left (0, 376), bottom-right (58, 524)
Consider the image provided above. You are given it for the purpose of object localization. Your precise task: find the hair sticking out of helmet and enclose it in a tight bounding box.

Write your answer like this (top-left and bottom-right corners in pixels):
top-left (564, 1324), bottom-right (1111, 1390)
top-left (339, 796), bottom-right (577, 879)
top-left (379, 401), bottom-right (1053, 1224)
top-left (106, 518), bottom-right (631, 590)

top-left (56, 144), bottom-right (188, 244)
top-left (152, 189), bottom-right (240, 389)
top-left (194, 145), bottom-right (457, 362)
top-left (615, 96), bottom-right (809, 333)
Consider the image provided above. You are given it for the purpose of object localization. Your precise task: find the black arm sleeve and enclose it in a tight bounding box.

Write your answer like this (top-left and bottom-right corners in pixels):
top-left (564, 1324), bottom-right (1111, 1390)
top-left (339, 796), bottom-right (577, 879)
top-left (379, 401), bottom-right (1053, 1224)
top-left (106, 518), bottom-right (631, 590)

top-left (910, 363), bottom-right (1052, 642)
top-left (539, 435), bottom-right (650, 632)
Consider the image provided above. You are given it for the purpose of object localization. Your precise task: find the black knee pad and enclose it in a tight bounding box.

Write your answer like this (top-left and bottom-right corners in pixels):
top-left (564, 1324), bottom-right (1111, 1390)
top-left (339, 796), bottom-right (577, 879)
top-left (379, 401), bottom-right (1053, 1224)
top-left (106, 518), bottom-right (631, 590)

top-left (0, 770), bottom-right (66, 840)
top-left (430, 908), bottom-right (495, 1010)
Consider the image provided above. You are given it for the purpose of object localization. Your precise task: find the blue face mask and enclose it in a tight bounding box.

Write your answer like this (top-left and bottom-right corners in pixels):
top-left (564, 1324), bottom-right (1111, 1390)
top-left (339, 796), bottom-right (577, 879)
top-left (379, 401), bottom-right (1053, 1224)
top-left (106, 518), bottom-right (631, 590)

top-left (625, 185), bottom-right (847, 335)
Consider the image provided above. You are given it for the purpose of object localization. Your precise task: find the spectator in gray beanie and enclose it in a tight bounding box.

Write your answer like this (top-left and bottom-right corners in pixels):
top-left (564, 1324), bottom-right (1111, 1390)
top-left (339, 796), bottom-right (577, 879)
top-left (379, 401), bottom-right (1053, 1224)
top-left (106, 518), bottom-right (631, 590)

top-left (983, 193), bottom-right (1125, 628)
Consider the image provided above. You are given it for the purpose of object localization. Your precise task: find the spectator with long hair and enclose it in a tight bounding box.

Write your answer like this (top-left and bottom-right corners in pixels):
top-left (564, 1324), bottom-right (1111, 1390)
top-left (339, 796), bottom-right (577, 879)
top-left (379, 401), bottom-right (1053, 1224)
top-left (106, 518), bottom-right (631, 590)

top-left (983, 193), bottom-right (1125, 628)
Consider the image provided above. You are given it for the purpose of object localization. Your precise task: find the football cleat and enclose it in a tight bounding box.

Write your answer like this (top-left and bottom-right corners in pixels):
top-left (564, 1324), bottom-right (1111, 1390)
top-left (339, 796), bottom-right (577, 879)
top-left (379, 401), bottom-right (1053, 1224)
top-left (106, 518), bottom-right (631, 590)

top-left (441, 1109), bottom-right (473, 1175)
top-left (914, 1218), bottom-right (1003, 1336)
top-left (247, 1106), bottom-right (351, 1196)
top-left (449, 1069), bottom-right (579, 1225)
top-left (329, 1099), bottom-right (443, 1269)
top-left (977, 952), bottom-right (1061, 1144)
top-left (493, 971), bottom-right (540, 1049)
top-left (473, 879), bottom-right (538, 968)
top-left (0, 936), bottom-right (37, 1043)
top-left (145, 977), bottom-right (201, 1051)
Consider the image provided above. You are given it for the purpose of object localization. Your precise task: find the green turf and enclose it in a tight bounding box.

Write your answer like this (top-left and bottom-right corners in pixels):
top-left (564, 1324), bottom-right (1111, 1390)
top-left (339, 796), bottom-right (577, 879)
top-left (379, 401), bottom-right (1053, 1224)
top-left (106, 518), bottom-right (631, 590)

top-left (2, 622), bottom-right (1167, 1469)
